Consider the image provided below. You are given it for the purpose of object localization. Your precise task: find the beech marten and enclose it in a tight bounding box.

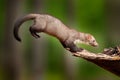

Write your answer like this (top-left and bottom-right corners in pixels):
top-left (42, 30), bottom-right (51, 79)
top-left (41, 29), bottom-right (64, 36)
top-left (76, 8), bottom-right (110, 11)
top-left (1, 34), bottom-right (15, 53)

top-left (13, 14), bottom-right (98, 52)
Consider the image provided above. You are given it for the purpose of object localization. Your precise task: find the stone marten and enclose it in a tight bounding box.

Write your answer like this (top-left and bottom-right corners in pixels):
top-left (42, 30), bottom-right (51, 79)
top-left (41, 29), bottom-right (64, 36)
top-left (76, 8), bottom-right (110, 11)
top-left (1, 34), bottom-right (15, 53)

top-left (13, 14), bottom-right (98, 52)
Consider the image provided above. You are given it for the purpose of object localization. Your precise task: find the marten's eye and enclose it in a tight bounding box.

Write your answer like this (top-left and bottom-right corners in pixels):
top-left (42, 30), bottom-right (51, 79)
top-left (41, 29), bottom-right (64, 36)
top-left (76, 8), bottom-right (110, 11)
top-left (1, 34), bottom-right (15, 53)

top-left (92, 40), bottom-right (95, 42)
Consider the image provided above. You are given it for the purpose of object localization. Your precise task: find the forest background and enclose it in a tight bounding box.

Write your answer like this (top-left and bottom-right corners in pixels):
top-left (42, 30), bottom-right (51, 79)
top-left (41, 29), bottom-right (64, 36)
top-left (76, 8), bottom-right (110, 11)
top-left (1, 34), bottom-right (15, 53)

top-left (0, 0), bottom-right (120, 80)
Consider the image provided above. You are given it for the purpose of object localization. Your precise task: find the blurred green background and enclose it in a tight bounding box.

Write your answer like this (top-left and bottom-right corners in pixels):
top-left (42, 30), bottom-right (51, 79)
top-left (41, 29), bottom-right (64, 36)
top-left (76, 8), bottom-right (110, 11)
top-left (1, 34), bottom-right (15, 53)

top-left (0, 0), bottom-right (120, 80)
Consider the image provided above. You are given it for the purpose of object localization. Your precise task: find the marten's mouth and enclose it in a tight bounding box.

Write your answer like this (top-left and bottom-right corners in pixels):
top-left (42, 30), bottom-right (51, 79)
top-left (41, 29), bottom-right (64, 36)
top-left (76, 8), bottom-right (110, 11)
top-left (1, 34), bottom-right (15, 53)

top-left (90, 43), bottom-right (98, 47)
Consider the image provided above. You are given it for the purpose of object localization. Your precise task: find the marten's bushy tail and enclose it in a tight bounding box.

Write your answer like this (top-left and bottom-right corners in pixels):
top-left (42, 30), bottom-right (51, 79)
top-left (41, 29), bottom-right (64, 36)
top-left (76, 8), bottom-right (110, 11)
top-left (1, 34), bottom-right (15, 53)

top-left (13, 14), bottom-right (38, 41)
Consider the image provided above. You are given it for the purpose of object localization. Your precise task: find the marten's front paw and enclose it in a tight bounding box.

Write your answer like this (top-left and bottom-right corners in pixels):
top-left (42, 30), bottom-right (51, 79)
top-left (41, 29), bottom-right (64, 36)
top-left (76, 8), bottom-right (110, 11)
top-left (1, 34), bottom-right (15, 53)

top-left (77, 48), bottom-right (84, 52)
top-left (69, 47), bottom-right (84, 53)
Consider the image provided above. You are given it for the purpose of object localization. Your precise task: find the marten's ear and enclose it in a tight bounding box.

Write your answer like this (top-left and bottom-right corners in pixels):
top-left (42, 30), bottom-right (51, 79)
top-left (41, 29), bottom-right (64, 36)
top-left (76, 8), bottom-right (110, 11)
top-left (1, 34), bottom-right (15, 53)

top-left (85, 34), bottom-right (92, 40)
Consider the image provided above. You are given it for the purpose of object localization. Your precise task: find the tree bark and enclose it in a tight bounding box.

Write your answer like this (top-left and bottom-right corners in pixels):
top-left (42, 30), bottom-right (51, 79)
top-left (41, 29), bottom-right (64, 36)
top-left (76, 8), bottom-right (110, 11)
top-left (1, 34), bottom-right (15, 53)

top-left (71, 46), bottom-right (120, 77)
top-left (63, 0), bottom-right (77, 80)
top-left (106, 0), bottom-right (120, 46)
top-left (30, 0), bottom-right (46, 80)
top-left (3, 0), bottom-right (23, 80)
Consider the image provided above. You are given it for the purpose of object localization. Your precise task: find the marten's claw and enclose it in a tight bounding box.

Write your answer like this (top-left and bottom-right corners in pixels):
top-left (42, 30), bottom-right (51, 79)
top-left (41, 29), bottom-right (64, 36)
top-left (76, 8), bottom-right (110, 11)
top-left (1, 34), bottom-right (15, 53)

top-left (31, 32), bottom-right (40, 39)
top-left (70, 47), bottom-right (84, 53)
top-left (77, 48), bottom-right (84, 52)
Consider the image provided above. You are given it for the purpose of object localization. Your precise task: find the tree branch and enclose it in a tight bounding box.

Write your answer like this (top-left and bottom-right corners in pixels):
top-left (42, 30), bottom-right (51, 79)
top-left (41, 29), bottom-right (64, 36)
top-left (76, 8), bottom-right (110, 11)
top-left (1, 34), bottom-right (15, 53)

top-left (69, 46), bottom-right (120, 77)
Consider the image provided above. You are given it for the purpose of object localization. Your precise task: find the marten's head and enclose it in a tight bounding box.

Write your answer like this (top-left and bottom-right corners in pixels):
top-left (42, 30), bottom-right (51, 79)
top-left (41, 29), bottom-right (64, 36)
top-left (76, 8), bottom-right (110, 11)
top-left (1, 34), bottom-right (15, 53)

top-left (74, 33), bottom-right (98, 47)
top-left (84, 34), bottom-right (98, 47)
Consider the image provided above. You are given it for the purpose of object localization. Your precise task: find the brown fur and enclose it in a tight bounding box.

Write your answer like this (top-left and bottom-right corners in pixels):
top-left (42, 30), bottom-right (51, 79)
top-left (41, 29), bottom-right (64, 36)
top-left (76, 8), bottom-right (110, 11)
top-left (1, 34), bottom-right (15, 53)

top-left (13, 14), bottom-right (98, 52)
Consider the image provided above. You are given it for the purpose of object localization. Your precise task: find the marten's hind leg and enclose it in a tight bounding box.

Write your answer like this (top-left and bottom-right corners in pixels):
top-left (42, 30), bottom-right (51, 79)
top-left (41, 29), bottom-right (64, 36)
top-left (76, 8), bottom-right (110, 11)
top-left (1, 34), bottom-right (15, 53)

top-left (29, 25), bottom-right (41, 39)
top-left (29, 18), bottom-right (46, 39)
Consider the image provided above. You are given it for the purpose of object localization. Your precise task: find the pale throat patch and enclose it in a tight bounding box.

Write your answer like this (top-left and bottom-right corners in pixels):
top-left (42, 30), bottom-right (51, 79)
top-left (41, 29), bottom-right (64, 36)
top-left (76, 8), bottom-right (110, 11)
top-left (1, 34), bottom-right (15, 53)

top-left (74, 39), bottom-right (83, 44)
top-left (74, 39), bottom-right (89, 45)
